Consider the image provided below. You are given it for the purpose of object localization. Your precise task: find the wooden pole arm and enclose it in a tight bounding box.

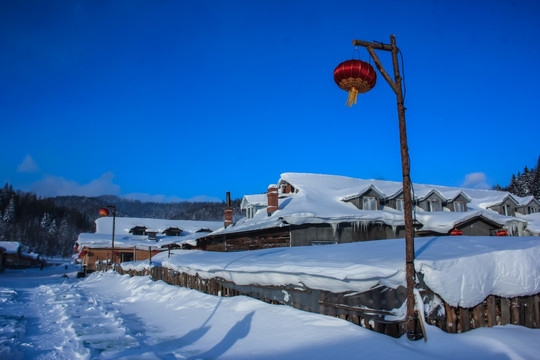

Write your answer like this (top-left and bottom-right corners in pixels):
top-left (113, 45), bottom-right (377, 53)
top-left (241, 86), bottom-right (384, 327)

top-left (352, 39), bottom-right (394, 52)
top-left (365, 47), bottom-right (398, 95)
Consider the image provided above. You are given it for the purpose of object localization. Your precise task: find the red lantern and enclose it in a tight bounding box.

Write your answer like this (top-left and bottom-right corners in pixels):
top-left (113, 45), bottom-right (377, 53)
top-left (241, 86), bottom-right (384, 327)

top-left (334, 59), bottom-right (377, 106)
top-left (78, 249), bottom-right (88, 258)
top-left (497, 229), bottom-right (508, 236)
top-left (450, 228), bottom-right (463, 236)
top-left (99, 208), bottom-right (109, 217)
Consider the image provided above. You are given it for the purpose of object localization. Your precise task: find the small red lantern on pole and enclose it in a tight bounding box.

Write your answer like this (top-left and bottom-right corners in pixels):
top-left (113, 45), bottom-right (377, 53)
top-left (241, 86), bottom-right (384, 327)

top-left (497, 229), bottom-right (508, 236)
top-left (450, 228), bottom-right (463, 236)
top-left (334, 59), bottom-right (377, 106)
top-left (99, 208), bottom-right (110, 217)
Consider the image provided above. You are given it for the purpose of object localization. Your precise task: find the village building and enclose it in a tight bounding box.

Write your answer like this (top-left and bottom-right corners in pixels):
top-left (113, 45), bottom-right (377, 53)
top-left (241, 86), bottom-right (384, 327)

top-left (0, 241), bottom-right (42, 269)
top-left (75, 218), bottom-right (222, 272)
top-left (197, 173), bottom-right (537, 251)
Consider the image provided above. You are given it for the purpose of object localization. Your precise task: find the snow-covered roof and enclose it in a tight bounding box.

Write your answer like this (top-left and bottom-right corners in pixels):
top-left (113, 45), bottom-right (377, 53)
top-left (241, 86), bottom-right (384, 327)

top-left (96, 217), bottom-right (222, 235)
top-left (78, 218), bottom-right (223, 251)
top-left (240, 194), bottom-right (267, 210)
top-left (0, 241), bottom-right (20, 254)
top-left (208, 172), bottom-right (532, 237)
top-left (517, 195), bottom-right (540, 207)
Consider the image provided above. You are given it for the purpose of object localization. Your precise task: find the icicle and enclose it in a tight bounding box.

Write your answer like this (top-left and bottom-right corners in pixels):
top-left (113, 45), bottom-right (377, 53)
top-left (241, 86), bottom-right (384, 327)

top-left (331, 223), bottom-right (338, 237)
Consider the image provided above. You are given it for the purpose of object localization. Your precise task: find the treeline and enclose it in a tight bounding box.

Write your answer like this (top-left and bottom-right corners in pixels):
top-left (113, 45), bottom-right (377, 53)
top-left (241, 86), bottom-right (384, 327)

top-left (0, 185), bottom-right (242, 257)
top-left (495, 155), bottom-right (540, 199)
top-left (0, 184), bottom-right (94, 257)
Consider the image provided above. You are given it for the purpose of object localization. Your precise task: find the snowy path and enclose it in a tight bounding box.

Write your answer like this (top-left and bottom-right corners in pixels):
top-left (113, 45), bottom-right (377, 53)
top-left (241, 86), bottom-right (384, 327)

top-left (1, 266), bottom-right (540, 359)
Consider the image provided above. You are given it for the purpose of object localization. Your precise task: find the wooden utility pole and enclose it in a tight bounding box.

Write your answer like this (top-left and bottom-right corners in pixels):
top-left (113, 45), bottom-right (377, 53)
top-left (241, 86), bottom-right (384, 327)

top-left (352, 35), bottom-right (419, 340)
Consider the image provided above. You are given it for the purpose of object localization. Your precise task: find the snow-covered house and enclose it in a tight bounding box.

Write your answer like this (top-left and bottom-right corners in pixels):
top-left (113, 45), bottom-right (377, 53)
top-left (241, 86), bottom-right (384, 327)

top-left (0, 241), bottom-right (42, 269)
top-left (197, 173), bottom-right (535, 251)
top-left (516, 195), bottom-right (540, 215)
top-left (75, 218), bottom-right (222, 272)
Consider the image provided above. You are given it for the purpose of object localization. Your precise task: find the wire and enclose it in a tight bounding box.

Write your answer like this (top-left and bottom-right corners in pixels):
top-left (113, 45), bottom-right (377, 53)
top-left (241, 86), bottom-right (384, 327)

top-left (351, 46), bottom-right (361, 59)
top-left (398, 48), bottom-right (406, 101)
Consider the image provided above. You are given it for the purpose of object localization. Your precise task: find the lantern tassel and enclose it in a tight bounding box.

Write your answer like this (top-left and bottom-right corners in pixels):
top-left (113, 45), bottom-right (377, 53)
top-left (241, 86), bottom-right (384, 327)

top-left (346, 87), bottom-right (359, 107)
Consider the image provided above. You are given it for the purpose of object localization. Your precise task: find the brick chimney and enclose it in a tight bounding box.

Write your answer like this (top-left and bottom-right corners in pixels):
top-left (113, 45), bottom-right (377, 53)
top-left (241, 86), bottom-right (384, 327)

top-left (267, 185), bottom-right (279, 215)
top-left (224, 191), bottom-right (233, 227)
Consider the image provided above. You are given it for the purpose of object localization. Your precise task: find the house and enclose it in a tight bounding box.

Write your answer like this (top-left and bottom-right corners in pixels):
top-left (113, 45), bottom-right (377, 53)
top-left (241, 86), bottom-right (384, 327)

top-left (75, 217), bottom-right (222, 272)
top-left (197, 173), bottom-right (535, 251)
top-left (516, 196), bottom-right (540, 215)
top-left (0, 241), bottom-right (42, 268)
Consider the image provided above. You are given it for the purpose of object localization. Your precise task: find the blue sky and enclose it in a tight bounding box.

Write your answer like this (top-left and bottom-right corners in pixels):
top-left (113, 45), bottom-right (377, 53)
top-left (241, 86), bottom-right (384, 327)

top-left (1, 1), bottom-right (539, 202)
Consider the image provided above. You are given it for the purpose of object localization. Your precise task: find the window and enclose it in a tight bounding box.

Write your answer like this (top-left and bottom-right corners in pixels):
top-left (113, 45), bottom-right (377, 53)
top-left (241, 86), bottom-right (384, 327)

top-left (363, 197), bottom-right (378, 210)
top-left (454, 201), bottom-right (466, 212)
top-left (529, 207), bottom-right (537, 214)
top-left (502, 204), bottom-right (514, 216)
top-left (396, 199), bottom-right (404, 211)
top-left (427, 199), bottom-right (441, 212)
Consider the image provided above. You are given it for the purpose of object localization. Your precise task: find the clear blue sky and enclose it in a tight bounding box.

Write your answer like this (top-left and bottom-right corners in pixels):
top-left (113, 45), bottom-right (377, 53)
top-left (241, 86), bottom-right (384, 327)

top-left (1, 1), bottom-right (539, 202)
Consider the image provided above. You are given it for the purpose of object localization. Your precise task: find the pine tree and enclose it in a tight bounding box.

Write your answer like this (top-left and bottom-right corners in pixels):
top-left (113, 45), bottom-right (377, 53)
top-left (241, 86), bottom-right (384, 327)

top-left (531, 156), bottom-right (540, 199)
top-left (3, 197), bottom-right (16, 224)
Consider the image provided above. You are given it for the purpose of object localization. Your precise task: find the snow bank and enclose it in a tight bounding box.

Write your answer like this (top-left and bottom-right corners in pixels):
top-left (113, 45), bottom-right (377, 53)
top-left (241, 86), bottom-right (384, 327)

top-left (124, 236), bottom-right (540, 309)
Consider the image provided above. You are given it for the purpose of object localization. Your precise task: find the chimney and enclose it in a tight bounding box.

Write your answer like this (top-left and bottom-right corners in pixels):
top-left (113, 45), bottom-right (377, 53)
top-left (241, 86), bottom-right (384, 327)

top-left (267, 185), bottom-right (279, 215)
top-left (224, 191), bottom-right (233, 227)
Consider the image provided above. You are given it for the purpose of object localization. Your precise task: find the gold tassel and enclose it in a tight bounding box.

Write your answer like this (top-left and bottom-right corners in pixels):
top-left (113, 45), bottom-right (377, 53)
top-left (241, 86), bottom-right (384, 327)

top-left (346, 87), bottom-right (358, 107)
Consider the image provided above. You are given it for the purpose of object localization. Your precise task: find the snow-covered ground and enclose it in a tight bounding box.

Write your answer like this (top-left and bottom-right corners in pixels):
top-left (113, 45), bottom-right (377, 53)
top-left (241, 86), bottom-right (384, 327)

top-left (1, 265), bottom-right (539, 359)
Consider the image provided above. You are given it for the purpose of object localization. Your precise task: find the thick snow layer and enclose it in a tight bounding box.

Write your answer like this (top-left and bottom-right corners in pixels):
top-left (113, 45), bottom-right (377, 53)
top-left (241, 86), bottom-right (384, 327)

top-left (0, 241), bottom-right (20, 254)
top-left (77, 217), bottom-right (223, 251)
top-left (1, 266), bottom-right (539, 359)
top-left (219, 172), bottom-right (530, 237)
top-left (520, 213), bottom-right (540, 235)
top-left (96, 217), bottom-right (222, 235)
top-left (123, 236), bottom-right (540, 309)
top-left (77, 231), bottom-right (208, 251)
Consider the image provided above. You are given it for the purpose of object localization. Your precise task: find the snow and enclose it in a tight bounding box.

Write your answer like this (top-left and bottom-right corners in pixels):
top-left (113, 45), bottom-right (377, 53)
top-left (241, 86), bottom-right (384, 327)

top-left (77, 218), bottom-right (223, 251)
top-left (217, 172), bottom-right (534, 238)
top-left (0, 241), bottom-right (20, 254)
top-left (122, 236), bottom-right (540, 311)
top-left (1, 265), bottom-right (539, 359)
top-left (95, 217), bottom-right (222, 235)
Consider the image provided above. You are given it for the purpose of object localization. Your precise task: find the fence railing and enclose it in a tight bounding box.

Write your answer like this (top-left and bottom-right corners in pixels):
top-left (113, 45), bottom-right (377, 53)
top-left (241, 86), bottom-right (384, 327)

top-left (115, 265), bottom-right (540, 338)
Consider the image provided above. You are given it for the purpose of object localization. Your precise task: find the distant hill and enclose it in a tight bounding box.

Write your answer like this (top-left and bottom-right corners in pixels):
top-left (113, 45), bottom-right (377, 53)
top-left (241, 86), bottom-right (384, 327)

top-left (51, 195), bottom-right (242, 223)
top-left (0, 184), bottom-right (242, 257)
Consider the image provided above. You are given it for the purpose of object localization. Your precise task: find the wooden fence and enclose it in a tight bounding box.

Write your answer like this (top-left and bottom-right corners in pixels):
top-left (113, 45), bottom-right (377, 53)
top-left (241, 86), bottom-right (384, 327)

top-left (116, 265), bottom-right (540, 338)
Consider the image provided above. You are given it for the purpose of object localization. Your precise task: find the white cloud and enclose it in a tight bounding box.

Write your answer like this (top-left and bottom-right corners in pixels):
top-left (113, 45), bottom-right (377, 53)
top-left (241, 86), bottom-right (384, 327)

top-left (17, 155), bottom-right (40, 173)
top-left (31, 171), bottom-right (121, 197)
top-left (461, 172), bottom-right (492, 190)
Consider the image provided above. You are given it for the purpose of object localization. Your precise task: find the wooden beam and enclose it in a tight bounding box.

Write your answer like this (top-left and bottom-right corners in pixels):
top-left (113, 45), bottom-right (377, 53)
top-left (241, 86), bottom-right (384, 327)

top-left (352, 39), bottom-right (393, 52)
top-left (365, 46), bottom-right (398, 94)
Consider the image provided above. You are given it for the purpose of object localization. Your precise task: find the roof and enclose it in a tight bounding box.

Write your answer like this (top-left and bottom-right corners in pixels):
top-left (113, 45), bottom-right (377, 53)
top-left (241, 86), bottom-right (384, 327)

top-left (0, 241), bottom-right (20, 254)
top-left (96, 217), bottom-right (222, 235)
top-left (241, 194), bottom-right (268, 210)
top-left (517, 195), bottom-right (540, 207)
top-left (78, 218), bottom-right (223, 252)
top-left (208, 172), bottom-right (532, 237)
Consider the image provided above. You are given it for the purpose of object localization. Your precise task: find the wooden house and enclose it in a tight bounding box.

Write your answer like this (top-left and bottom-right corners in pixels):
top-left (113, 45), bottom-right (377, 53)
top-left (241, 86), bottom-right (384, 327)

top-left (197, 173), bottom-right (531, 252)
top-left (76, 218), bottom-right (222, 272)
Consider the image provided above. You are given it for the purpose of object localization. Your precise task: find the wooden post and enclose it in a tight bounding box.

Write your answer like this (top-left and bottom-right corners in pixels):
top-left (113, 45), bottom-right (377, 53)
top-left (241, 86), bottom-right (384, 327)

top-left (501, 297), bottom-right (511, 324)
top-left (459, 308), bottom-right (470, 332)
top-left (352, 34), bottom-right (418, 340)
top-left (486, 295), bottom-right (497, 327)
top-left (149, 246), bottom-right (152, 264)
